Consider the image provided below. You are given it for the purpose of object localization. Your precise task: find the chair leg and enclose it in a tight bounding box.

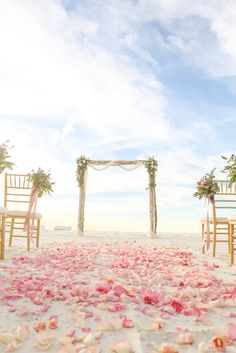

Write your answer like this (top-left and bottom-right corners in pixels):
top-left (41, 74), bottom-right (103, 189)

top-left (213, 224), bottom-right (217, 257)
top-left (27, 224), bottom-right (30, 252)
top-left (228, 224), bottom-right (231, 254)
top-left (9, 218), bottom-right (15, 247)
top-left (201, 223), bottom-right (205, 254)
top-left (36, 219), bottom-right (40, 248)
top-left (231, 224), bottom-right (235, 265)
top-left (0, 217), bottom-right (5, 260)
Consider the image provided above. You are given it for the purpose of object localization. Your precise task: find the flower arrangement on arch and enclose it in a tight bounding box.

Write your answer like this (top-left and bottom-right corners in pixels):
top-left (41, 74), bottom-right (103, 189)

top-left (27, 168), bottom-right (55, 197)
top-left (193, 169), bottom-right (219, 202)
top-left (76, 155), bottom-right (90, 187)
top-left (144, 156), bottom-right (158, 188)
top-left (0, 140), bottom-right (14, 174)
top-left (222, 154), bottom-right (236, 186)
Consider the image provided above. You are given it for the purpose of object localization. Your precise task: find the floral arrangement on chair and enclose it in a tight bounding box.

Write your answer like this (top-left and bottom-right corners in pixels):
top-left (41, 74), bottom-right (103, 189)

top-left (0, 140), bottom-right (14, 174)
top-left (144, 156), bottom-right (158, 188)
top-left (194, 169), bottom-right (219, 202)
top-left (222, 154), bottom-right (236, 186)
top-left (76, 155), bottom-right (90, 187)
top-left (28, 168), bottom-right (55, 197)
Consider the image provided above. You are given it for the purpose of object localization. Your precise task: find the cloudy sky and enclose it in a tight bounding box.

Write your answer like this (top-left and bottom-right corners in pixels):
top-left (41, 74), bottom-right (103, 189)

top-left (1, 0), bottom-right (236, 233)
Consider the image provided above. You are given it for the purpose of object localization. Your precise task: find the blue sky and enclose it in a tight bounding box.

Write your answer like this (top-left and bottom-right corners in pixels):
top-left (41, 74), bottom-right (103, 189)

top-left (1, 0), bottom-right (236, 233)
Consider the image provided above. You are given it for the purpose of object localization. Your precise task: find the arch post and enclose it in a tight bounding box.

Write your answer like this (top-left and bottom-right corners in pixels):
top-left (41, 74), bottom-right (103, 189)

top-left (78, 183), bottom-right (86, 235)
top-left (148, 183), bottom-right (157, 236)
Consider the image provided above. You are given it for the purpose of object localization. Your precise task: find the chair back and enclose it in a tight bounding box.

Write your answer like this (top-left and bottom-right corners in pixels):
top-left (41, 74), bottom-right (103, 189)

top-left (4, 173), bottom-right (32, 211)
top-left (212, 180), bottom-right (236, 220)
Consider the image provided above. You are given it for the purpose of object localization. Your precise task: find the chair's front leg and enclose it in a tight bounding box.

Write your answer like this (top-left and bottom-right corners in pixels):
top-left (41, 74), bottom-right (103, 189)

top-left (36, 219), bottom-right (40, 248)
top-left (0, 216), bottom-right (5, 260)
top-left (201, 223), bottom-right (205, 254)
top-left (228, 223), bottom-right (231, 254)
top-left (27, 223), bottom-right (30, 252)
top-left (231, 224), bottom-right (235, 265)
top-left (213, 223), bottom-right (217, 257)
top-left (9, 217), bottom-right (15, 247)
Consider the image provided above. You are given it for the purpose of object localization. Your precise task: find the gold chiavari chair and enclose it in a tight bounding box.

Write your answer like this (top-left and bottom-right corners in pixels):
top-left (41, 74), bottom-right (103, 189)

top-left (201, 180), bottom-right (236, 257)
top-left (4, 173), bottom-right (42, 251)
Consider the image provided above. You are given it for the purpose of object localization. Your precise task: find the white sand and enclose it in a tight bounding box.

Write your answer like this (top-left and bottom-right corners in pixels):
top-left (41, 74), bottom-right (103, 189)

top-left (0, 231), bottom-right (236, 353)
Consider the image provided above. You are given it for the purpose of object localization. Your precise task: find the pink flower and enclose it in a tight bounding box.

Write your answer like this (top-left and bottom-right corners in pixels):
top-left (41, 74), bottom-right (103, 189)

top-left (122, 318), bottom-right (134, 328)
top-left (95, 283), bottom-right (111, 294)
top-left (82, 327), bottom-right (91, 333)
top-left (211, 336), bottom-right (227, 351)
top-left (33, 297), bottom-right (43, 305)
top-left (49, 317), bottom-right (58, 329)
top-left (171, 300), bottom-right (185, 313)
top-left (34, 321), bottom-right (47, 332)
top-left (108, 304), bottom-right (126, 312)
top-left (113, 285), bottom-right (130, 297)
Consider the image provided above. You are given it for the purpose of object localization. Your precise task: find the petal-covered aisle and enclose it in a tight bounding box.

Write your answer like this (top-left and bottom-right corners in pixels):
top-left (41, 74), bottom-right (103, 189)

top-left (0, 240), bottom-right (236, 353)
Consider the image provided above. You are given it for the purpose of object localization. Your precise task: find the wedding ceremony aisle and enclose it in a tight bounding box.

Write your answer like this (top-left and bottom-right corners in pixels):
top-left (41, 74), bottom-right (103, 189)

top-left (0, 234), bottom-right (236, 353)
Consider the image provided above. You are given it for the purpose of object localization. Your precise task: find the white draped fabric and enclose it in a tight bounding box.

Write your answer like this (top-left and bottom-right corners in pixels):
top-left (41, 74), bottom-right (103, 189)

top-left (88, 161), bottom-right (144, 171)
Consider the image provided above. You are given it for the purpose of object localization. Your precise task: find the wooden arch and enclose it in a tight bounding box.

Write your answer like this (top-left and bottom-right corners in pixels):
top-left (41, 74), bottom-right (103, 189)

top-left (76, 157), bottom-right (158, 237)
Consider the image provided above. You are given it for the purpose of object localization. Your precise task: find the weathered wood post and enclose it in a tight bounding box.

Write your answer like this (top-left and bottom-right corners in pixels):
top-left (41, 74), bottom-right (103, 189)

top-left (78, 182), bottom-right (86, 235)
top-left (148, 179), bottom-right (157, 235)
top-left (146, 157), bottom-right (158, 237)
top-left (76, 156), bottom-right (89, 235)
top-left (152, 184), bottom-right (157, 233)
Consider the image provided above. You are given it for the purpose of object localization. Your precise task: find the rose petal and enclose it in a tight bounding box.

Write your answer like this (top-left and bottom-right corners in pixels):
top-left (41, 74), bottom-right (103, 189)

top-left (15, 325), bottom-right (30, 342)
top-left (36, 332), bottom-right (54, 351)
top-left (5, 339), bottom-right (21, 352)
top-left (122, 318), bottom-right (134, 328)
top-left (83, 333), bottom-right (96, 346)
top-left (227, 323), bottom-right (236, 340)
top-left (111, 341), bottom-right (133, 353)
top-left (49, 317), bottom-right (58, 329)
top-left (0, 332), bottom-right (15, 344)
top-left (175, 333), bottom-right (195, 345)
top-left (34, 321), bottom-right (47, 332)
top-left (198, 342), bottom-right (209, 353)
top-left (159, 343), bottom-right (179, 353)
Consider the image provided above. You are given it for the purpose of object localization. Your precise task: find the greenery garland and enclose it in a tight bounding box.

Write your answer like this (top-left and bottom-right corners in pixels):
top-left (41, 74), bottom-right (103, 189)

top-left (28, 168), bottom-right (55, 197)
top-left (222, 154), bottom-right (236, 186)
top-left (0, 140), bottom-right (14, 174)
top-left (76, 155), bottom-right (90, 187)
top-left (193, 169), bottom-right (219, 202)
top-left (144, 156), bottom-right (158, 188)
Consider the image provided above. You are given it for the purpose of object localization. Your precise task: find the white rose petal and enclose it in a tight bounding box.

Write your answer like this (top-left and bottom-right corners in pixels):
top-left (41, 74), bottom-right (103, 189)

top-left (111, 341), bottom-right (133, 353)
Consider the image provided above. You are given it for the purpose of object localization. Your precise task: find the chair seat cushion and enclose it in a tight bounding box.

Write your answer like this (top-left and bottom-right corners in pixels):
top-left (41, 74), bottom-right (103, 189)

top-left (0, 207), bottom-right (8, 215)
top-left (6, 210), bottom-right (42, 219)
top-left (228, 215), bottom-right (236, 222)
top-left (201, 217), bottom-right (228, 223)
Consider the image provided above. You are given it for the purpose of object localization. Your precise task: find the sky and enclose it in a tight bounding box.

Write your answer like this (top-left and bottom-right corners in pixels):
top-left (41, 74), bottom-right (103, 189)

top-left (1, 0), bottom-right (236, 234)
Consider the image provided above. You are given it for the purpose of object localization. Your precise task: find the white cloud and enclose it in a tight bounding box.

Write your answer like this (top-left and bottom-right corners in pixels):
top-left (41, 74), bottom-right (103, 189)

top-left (0, 0), bottom-right (170, 144)
top-left (130, 0), bottom-right (236, 76)
top-left (0, 0), bottom-right (234, 233)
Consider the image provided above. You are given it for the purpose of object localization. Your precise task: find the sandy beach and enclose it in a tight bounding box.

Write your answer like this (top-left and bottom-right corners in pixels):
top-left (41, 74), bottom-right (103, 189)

top-left (0, 231), bottom-right (236, 353)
